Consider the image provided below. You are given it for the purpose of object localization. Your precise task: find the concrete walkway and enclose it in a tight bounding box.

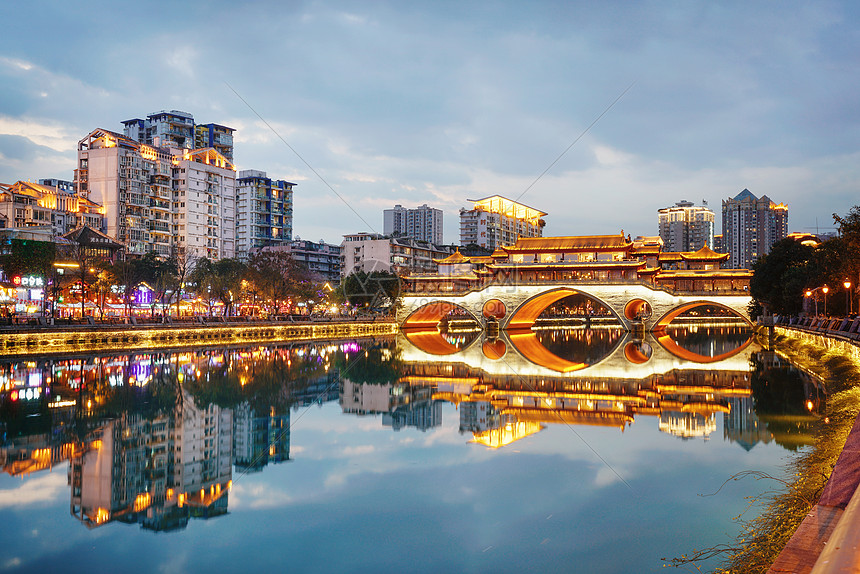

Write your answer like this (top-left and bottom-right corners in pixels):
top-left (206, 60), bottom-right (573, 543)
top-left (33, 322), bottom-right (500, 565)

top-left (767, 326), bottom-right (860, 573)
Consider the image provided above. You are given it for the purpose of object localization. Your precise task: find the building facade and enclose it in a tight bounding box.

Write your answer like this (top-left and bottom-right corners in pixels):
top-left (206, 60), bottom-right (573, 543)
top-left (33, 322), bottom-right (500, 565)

top-left (341, 232), bottom-right (451, 277)
top-left (657, 200), bottom-right (715, 252)
top-left (235, 170), bottom-right (294, 259)
top-left (76, 128), bottom-right (236, 259)
top-left (459, 195), bottom-right (546, 250)
top-left (383, 204), bottom-right (443, 244)
top-left (260, 239), bottom-right (341, 282)
top-left (0, 181), bottom-right (104, 235)
top-left (721, 189), bottom-right (788, 269)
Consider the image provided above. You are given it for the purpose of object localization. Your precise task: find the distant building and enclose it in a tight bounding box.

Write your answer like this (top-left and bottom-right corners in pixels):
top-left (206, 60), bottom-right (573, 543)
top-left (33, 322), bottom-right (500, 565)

top-left (235, 170), bottom-right (294, 259)
top-left (341, 232), bottom-right (452, 277)
top-left (657, 200), bottom-right (715, 252)
top-left (722, 189), bottom-right (788, 269)
top-left (383, 204), bottom-right (443, 244)
top-left (714, 233), bottom-right (724, 253)
top-left (258, 239), bottom-right (342, 283)
top-left (459, 195), bottom-right (546, 250)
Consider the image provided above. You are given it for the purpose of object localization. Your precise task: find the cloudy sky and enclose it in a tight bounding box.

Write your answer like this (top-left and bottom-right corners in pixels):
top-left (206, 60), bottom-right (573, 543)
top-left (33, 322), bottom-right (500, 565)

top-left (1, 1), bottom-right (859, 245)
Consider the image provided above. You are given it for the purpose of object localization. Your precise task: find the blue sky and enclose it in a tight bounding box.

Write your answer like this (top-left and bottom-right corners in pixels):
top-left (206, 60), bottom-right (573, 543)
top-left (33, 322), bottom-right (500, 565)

top-left (1, 1), bottom-right (859, 244)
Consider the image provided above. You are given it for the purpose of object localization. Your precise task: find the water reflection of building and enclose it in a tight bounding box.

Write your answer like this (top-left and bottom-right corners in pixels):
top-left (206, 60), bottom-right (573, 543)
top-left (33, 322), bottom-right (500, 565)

top-left (658, 412), bottom-right (716, 439)
top-left (341, 378), bottom-right (442, 432)
top-left (69, 389), bottom-right (232, 531)
top-left (723, 396), bottom-right (772, 450)
top-left (234, 403), bottom-right (290, 472)
top-left (459, 401), bottom-right (544, 448)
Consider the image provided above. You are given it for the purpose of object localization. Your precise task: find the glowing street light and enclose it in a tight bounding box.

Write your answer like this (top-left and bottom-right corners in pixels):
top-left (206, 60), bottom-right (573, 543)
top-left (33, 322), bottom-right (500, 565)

top-left (805, 285), bottom-right (830, 317)
top-left (845, 279), bottom-right (853, 315)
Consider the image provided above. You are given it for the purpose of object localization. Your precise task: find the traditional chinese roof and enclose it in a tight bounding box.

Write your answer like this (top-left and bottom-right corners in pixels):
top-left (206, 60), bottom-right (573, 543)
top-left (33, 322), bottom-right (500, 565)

top-left (632, 244), bottom-right (662, 255)
top-left (433, 249), bottom-right (471, 264)
top-left (469, 256), bottom-right (495, 265)
top-left (658, 252), bottom-right (684, 262)
top-left (504, 233), bottom-right (632, 253)
top-left (63, 225), bottom-right (124, 250)
top-left (490, 247), bottom-right (508, 259)
top-left (680, 245), bottom-right (730, 262)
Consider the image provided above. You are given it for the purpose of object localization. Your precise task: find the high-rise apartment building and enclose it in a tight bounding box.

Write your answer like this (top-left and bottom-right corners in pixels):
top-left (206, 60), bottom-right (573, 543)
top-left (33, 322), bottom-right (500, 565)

top-left (122, 110), bottom-right (235, 161)
top-left (260, 239), bottom-right (342, 282)
top-left (76, 128), bottom-right (236, 259)
top-left (235, 170), bottom-right (294, 259)
top-left (657, 200), bottom-right (715, 252)
top-left (459, 195), bottom-right (546, 250)
top-left (383, 204), bottom-right (443, 244)
top-left (0, 180), bottom-right (104, 235)
top-left (721, 188), bottom-right (788, 269)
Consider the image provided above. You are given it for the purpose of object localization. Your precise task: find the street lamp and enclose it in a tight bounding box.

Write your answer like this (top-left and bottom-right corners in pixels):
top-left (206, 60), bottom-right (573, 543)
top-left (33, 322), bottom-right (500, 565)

top-left (845, 279), bottom-right (853, 315)
top-left (805, 285), bottom-right (830, 317)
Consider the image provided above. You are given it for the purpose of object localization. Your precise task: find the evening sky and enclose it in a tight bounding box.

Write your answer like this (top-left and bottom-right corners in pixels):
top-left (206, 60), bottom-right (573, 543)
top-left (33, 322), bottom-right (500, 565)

top-left (1, 1), bottom-right (859, 244)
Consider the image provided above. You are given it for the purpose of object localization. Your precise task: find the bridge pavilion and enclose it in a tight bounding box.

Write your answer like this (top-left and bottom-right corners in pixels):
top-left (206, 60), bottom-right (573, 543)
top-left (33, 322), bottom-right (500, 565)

top-left (402, 233), bottom-right (751, 294)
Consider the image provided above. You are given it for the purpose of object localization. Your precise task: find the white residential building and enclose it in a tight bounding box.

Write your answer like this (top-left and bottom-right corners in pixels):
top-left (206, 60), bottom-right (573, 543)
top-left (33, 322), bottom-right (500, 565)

top-left (383, 204), bottom-right (443, 244)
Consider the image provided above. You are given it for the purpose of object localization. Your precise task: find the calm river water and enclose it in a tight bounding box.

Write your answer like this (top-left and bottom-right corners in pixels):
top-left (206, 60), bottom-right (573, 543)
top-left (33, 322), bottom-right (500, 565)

top-left (0, 325), bottom-right (821, 573)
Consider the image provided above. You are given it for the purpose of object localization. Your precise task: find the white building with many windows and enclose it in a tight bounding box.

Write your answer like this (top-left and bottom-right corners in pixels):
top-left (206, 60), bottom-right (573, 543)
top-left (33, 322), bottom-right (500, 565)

top-left (341, 232), bottom-right (451, 277)
top-left (76, 128), bottom-right (236, 259)
top-left (383, 204), bottom-right (443, 244)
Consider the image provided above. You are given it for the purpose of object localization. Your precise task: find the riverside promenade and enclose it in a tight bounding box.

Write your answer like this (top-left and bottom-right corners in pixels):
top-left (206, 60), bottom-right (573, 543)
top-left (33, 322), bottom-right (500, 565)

top-left (0, 315), bottom-right (398, 357)
top-left (767, 319), bottom-right (860, 574)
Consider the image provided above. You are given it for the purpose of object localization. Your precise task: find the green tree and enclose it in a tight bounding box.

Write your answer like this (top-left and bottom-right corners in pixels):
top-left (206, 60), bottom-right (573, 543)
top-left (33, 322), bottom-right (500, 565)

top-left (341, 270), bottom-right (401, 312)
top-left (750, 238), bottom-right (815, 315)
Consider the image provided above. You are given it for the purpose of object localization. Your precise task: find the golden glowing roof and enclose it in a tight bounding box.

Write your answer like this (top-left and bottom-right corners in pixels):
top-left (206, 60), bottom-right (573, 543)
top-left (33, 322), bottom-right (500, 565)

top-left (469, 256), bottom-right (495, 265)
top-left (433, 250), bottom-right (471, 264)
top-left (470, 421), bottom-right (545, 448)
top-left (505, 234), bottom-right (632, 253)
top-left (680, 245), bottom-right (729, 262)
top-left (467, 195), bottom-right (547, 221)
top-left (658, 252), bottom-right (684, 261)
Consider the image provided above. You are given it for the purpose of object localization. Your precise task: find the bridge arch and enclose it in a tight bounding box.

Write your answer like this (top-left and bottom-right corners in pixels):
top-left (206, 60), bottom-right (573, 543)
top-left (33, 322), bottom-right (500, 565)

top-left (652, 300), bottom-right (753, 331)
top-left (505, 287), bottom-right (622, 330)
top-left (401, 300), bottom-right (480, 330)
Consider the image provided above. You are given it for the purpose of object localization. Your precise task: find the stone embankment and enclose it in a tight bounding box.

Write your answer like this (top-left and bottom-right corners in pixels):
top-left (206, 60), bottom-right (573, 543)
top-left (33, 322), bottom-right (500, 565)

top-left (0, 317), bottom-right (397, 357)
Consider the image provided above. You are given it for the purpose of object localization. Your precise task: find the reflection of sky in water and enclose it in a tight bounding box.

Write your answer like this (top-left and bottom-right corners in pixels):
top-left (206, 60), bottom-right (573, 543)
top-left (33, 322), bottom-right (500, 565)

top-left (533, 327), bottom-right (625, 365)
top-left (0, 335), bottom-right (805, 573)
top-left (663, 325), bottom-right (753, 358)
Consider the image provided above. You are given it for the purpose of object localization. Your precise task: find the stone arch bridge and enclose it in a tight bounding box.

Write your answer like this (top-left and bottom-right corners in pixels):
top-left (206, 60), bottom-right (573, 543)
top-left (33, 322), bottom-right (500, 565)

top-left (398, 282), bottom-right (752, 332)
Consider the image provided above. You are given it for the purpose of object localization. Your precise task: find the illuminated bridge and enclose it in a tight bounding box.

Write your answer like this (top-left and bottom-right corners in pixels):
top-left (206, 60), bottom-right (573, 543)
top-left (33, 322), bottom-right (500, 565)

top-left (398, 234), bottom-right (753, 333)
top-left (398, 281), bottom-right (753, 333)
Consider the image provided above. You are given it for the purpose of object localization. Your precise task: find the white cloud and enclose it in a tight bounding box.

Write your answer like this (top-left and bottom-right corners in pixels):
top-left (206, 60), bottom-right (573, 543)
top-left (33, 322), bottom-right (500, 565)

top-left (0, 116), bottom-right (77, 152)
top-left (0, 471), bottom-right (66, 509)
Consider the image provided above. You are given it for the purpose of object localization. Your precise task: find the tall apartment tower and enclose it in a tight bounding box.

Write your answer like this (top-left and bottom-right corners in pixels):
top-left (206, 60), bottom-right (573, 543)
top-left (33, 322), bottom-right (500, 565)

top-left (383, 204), bottom-right (444, 244)
top-left (76, 128), bottom-right (236, 259)
top-left (722, 188), bottom-right (788, 269)
top-left (235, 170), bottom-right (294, 259)
top-left (122, 110), bottom-right (235, 161)
top-left (657, 200), bottom-right (715, 252)
top-left (459, 195), bottom-right (546, 251)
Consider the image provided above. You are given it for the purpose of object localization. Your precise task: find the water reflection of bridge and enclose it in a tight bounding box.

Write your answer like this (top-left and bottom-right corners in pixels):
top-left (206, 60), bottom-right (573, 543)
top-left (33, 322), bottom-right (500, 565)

top-left (399, 327), bottom-right (755, 379)
top-left (390, 329), bottom-right (764, 447)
